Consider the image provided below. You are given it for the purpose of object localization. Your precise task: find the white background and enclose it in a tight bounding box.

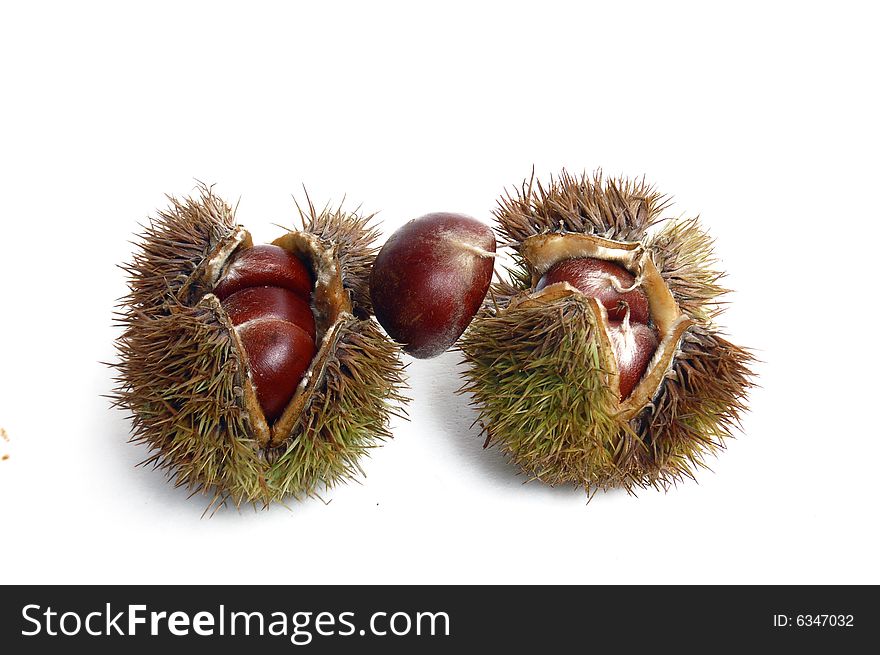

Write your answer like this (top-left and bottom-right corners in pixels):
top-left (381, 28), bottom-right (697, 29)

top-left (1, 1), bottom-right (877, 585)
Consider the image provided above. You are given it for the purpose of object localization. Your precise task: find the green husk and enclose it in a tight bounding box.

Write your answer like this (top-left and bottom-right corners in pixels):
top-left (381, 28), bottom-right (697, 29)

top-left (112, 184), bottom-right (406, 508)
top-left (460, 294), bottom-right (639, 490)
top-left (461, 170), bottom-right (755, 492)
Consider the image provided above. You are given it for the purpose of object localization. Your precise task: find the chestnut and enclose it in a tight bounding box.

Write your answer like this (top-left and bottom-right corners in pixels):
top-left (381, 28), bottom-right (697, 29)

top-left (536, 257), bottom-right (649, 324)
top-left (237, 319), bottom-right (315, 422)
top-left (214, 244), bottom-right (312, 301)
top-left (214, 245), bottom-right (318, 422)
top-left (607, 319), bottom-right (659, 399)
top-left (221, 286), bottom-right (316, 340)
top-left (370, 212), bottom-right (496, 358)
top-left (534, 256), bottom-right (657, 399)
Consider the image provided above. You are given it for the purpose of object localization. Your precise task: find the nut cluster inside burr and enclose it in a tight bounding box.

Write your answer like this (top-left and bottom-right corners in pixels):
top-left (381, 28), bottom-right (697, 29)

top-left (213, 244), bottom-right (318, 422)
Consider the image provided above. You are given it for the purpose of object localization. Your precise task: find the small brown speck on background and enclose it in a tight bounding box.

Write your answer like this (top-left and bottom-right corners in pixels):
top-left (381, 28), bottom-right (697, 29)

top-left (0, 427), bottom-right (8, 442)
top-left (1, 454), bottom-right (8, 461)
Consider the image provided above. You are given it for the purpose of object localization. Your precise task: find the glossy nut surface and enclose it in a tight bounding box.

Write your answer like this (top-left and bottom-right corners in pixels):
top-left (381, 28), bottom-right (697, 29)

top-left (536, 257), bottom-right (649, 324)
top-left (214, 244), bottom-right (318, 422)
top-left (237, 319), bottom-right (315, 422)
top-left (221, 286), bottom-right (316, 340)
top-left (608, 320), bottom-right (659, 399)
top-left (214, 244), bottom-right (312, 301)
top-left (370, 212), bottom-right (495, 358)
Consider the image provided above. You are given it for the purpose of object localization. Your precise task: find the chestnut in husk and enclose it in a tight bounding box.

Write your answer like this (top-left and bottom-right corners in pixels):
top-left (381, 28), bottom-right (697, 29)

top-left (236, 318), bottom-right (315, 421)
top-left (460, 171), bottom-right (755, 492)
top-left (537, 256), bottom-right (657, 399)
top-left (113, 186), bottom-right (406, 506)
top-left (214, 244), bottom-right (312, 300)
top-left (607, 318), bottom-right (659, 400)
top-left (370, 212), bottom-right (496, 358)
top-left (221, 286), bottom-right (316, 340)
top-left (536, 257), bottom-right (650, 324)
top-left (215, 250), bottom-right (318, 422)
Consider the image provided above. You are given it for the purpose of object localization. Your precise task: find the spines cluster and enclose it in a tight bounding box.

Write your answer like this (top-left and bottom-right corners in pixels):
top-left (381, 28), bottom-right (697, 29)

top-left (495, 170), bottom-right (669, 245)
top-left (120, 185), bottom-right (238, 315)
top-left (460, 295), bottom-right (627, 489)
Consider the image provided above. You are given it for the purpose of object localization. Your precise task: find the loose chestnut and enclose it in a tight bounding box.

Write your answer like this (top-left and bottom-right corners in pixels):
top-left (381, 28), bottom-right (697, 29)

top-left (536, 257), bottom-right (649, 324)
top-left (370, 212), bottom-right (496, 358)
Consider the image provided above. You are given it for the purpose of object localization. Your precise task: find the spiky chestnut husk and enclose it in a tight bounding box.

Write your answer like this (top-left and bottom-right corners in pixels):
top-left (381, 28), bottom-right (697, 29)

top-left (112, 185), bottom-right (406, 508)
top-left (459, 171), bottom-right (755, 492)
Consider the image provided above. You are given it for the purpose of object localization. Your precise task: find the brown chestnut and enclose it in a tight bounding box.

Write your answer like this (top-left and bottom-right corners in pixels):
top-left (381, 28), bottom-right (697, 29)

top-left (237, 319), bottom-right (315, 422)
top-left (221, 286), bottom-right (316, 340)
top-left (214, 244), bottom-right (312, 301)
top-left (370, 212), bottom-right (496, 358)
top-left (536, 257), bottom-right (649, 325)
top-left (535, 256), bottom-right (657, 399)
top-left (214, 244), bottom-right (318, 422)
top-left (608, 319), bottom-right (659, 399)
